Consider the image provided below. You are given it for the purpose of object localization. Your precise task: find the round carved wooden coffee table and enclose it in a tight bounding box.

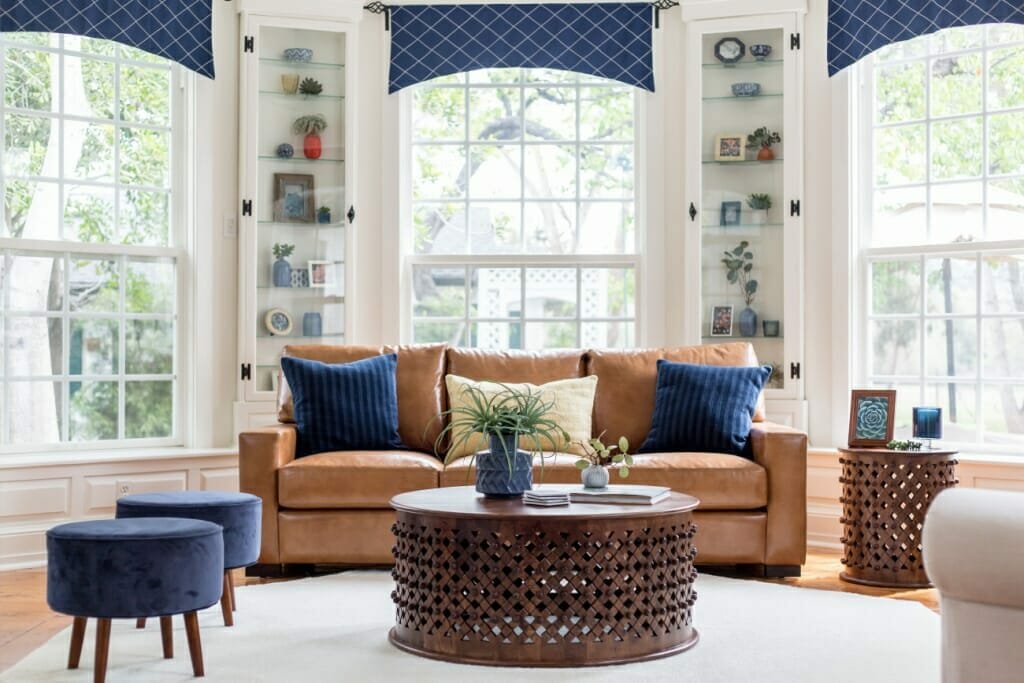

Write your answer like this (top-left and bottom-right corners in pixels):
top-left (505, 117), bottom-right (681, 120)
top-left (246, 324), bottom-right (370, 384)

top-left (838, 447), bottom-right (958, 588)
top-left (389, 486), bottom-right (700, 667)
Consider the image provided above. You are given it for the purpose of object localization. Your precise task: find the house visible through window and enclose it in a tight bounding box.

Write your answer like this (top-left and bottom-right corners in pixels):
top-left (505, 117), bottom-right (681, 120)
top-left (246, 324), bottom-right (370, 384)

top-left (861, 24), bottom-right (1024, 452)
top-left (407, 69), bottom-right (638, 350)
top-left (1, 33), bottom-right (181, 449)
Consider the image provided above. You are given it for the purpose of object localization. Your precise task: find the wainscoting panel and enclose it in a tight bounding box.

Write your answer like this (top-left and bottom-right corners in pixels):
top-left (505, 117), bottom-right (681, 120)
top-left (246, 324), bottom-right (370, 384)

top-left (85, 471), bottom-right (188, 515)
top-left (0, 478), bottom-right (71, 523)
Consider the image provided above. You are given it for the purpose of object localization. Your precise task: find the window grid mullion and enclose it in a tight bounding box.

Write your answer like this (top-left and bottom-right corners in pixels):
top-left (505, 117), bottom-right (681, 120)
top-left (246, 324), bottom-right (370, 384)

top-left (974, 252), bottom-right (984, 444)
top-left (61, 252), bottom-right (70, 443)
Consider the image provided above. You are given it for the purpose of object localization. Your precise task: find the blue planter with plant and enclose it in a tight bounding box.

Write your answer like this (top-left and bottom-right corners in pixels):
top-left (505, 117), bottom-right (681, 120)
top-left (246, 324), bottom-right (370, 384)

top-left (722, 240), bottom-right (759, 337)
top-left (475, 434), bottom-right (533, 497)
top-left (272, 243), bottom-right (295, 287)
top-left (317, 206), bottom-right (331, 224)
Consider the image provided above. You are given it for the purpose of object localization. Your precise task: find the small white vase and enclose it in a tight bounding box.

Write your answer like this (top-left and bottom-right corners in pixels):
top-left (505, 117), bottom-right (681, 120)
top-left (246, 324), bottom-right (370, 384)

top-left (581, 465), bottom-right (609, 489)
top-left (750, 209), bottom-right (768, 225)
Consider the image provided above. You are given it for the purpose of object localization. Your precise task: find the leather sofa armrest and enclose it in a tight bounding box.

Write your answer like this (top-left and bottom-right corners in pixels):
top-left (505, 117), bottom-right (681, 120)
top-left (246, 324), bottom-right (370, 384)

top-left (749, 421), bottom-right (807, 566)
top-left (239, 425), bottom-right (297, 565)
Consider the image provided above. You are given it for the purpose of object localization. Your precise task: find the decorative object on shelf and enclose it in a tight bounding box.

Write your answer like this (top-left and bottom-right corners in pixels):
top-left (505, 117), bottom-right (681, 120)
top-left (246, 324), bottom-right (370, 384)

top-left (283, 48), bottom-right (313, 63)
top-left (750, 44), bottom-right (773, 61)
top-left (710, 305), bottom-right (733, 337)
top-left (292, 114), bottom-right (328, 160)
top-left (714, 36), bottom-right (745, 64)
top-left (713, 133), bottom-right (745, 161)
top-left (887, 439), bottom-right (923, 451)
top-left (731, 82), bottom-right (761, 97)
top-left (767, 361), bottom-right (783, 389)
top-left (275, 143), bottom-right (294, 159)
top-left (271, 243), bottom-right (295, 287)
top-left (433, 383), bottom-right (569, 498)
top-left (747, 193), bottom-right (772, 224)
top-left (299, 77), bottom-right (323, 96)
top-left (264, 307), bottom-right (293, 336)
top-left (913, 407), bottom-right (942, 449)
top-left (848, 389), bottom-right (897, 447)
top-left (317, 206), bottom-right (332, 224)
top-left (573, 433), bottom-right (632, 489)
top-left (719, 201), bottom-right (741, 226)
top-left (763, 319), bottom-right (780, 337)
top-left (308, 260), bottom-right (337, 288)
top-left (281, 74), bottom-right (299, 94)
top-left (721, 240), bottom-right (758, 336)
top-left (302, 312), bottom-right (322, 338)
top-left (747, 126), bottom-right (781, 161)
top-left (290, 269), bottom-right (310, 288)
top-left (273, 173), bottom-right (315, 223)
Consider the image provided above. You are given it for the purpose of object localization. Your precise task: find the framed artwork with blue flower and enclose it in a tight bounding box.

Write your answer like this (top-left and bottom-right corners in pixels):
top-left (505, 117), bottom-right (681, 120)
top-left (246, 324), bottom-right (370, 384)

top-left (273, 173), bottom-right (315, 223)
top-left (848, 389), bottom-right (896, 448)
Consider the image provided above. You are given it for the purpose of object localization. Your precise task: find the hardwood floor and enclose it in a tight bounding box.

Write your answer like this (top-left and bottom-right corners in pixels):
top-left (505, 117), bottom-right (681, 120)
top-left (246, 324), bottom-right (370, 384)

top-left (0, 551), bottom-right (938, 674)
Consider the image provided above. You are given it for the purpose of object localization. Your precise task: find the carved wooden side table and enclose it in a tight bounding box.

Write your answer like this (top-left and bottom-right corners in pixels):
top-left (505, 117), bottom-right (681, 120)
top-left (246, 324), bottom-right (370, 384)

top-left (389, 486), bottom-right (700, 667)
top-left (838, 447), bottom-right (958, 588)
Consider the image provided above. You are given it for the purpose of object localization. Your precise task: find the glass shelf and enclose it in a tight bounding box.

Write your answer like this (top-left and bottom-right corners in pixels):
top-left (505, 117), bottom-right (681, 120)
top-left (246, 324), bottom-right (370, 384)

top-left (258, 155), bottom-right (345, 165)
top-left (256, 286), bottom-right (344, 294)
top-left (259, 91), bottom-right (346, 101)
top-left (260, 57), bottom-right (344, 70)
top-left (257, 221), bottom-right (345, 228)
top-left (702, 59), bottom-right (784, 69)
top-left (703, 158), bottom-right (784, 165)
top-left (703, 93), bottom-right (783, 102)
top-left (703, 223), bottom-right (784, 229)
top-left (257, 332), bottom-right (345, 339)
top-left (702, 335), bottom-right (785, 342)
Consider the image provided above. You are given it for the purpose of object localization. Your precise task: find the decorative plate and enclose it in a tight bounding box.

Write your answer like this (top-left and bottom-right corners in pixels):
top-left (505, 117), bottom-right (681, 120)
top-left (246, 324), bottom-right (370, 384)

top-left (714, 37), bottom-right (745, 64)
top-left (264, 308), bottom-right (293, 336)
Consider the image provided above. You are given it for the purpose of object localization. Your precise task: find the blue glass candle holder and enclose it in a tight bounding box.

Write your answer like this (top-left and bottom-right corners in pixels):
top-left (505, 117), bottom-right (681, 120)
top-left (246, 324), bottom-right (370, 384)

top-left (912, 407), bottom-right (942, 449)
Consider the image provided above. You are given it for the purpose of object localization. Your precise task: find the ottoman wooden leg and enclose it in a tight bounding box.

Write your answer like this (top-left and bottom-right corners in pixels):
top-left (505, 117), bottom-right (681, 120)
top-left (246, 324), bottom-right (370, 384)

top-left (228, 571), bottom-right (237, 612)
top-left (136, 618), bottom-right (146, 629)
top-left (220, 572), bottom-right (234, 627)
top-left (183, 611), bottom-right (204, 677)
top-left (94, 618), bottom-right (111, 683)
top-left (68, 617), bottom-right (87, 669)
top-left (160, 616), bottom-right (174, 658)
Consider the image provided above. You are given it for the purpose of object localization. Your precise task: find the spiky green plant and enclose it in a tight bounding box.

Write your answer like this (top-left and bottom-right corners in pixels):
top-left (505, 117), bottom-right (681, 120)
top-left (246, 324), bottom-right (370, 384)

top-left (299, 77), bottom-right (323, 96)
top-left (292, 114), bottom-right (328, 135)
top-left (573, 432), bottom-right (633, 479)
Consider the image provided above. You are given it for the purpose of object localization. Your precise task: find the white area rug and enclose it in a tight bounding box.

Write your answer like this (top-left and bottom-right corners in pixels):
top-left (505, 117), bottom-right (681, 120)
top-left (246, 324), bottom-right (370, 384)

top-left (3, 571), bottom-right (939, 682)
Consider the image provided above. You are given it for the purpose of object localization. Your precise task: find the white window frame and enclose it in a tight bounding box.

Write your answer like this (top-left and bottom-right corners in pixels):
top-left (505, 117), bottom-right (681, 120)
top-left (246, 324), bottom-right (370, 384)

top-left (400, 70), bottom-right (644, 349)
top-left (0, 34), bottom-right (191, 453)
top-left (857, 27), bottom-right (1024, 455)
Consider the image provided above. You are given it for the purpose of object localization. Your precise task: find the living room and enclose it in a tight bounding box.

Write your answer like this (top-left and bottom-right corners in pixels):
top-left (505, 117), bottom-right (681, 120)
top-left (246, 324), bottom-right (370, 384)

top-left (0, 0), bottom-right (1021, 680)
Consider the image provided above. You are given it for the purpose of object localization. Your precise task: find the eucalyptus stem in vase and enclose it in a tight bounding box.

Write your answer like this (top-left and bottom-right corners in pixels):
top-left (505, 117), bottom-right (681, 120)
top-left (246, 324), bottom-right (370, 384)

top-left (721, 241), bottom-right (759, 337)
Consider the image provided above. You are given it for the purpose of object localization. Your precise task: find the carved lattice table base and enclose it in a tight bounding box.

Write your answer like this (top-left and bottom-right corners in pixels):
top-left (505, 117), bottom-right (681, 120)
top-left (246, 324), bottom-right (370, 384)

top-left (389, 487), bottom-right (700, 667)
top-left (838, 448), bottom-right (958, 588)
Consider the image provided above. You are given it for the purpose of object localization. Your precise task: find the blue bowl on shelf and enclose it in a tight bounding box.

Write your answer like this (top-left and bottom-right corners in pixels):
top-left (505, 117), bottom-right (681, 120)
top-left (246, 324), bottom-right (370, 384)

top-left (731, 82), bottom-right (761, 97)
top-left (750, 44), bottom-right (773, 61)
top-left (283, 48), bottom-right (313, 63)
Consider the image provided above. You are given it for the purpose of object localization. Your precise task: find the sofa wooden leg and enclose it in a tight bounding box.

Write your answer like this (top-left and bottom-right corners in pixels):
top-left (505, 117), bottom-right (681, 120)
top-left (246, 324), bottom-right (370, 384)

top-left (184, 611), bottom-right (204, 677)
top-left (68, 617), bottom-right (86, 669)
top-left (220, 572), bottom-right (234, 627)
top-left (160, 616), bottom-right (173, 658)
top-left (135, 617), bottom-right (146, 629)
top-left (94, 618), bottom-right (111, 683)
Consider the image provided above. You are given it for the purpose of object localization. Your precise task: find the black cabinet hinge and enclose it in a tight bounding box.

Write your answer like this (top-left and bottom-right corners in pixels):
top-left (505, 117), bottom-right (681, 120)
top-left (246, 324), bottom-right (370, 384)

top-left (688, 202), bottom-right (697, 222)
top-left (243, 35), bottom-right (255, 53)
top-left (790, 199), bottom-right (801, 217)
top-left (347, 205), bottom-right (356, 224)
top-left (240, 363), bottom-right (252, 381)
top-left (242, 199), bottom-right (252, 217)
top-left (790, 362), bottom-right (801, 380)
top-left (790, 33), bottom-right (801, 50)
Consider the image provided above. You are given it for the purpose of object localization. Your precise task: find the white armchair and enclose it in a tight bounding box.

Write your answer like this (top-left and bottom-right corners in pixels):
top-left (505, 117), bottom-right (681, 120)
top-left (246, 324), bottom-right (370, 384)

top-left (923, 488), bottom-right (1024, 683)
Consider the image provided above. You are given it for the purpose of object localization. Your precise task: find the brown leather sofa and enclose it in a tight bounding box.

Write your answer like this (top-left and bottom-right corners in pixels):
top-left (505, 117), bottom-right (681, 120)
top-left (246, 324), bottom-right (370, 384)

top-left (240, 342), bottom-right (807, 577)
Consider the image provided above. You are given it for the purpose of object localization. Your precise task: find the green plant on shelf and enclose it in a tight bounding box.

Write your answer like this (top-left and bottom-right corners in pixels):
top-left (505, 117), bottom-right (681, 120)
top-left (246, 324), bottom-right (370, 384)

top-left (292, 114), bottom-right (328, 135)
top-left (272, 243), bottom-right (295, 260)
top-left (747, 126), bottom-right (781, 150)
top-left (299, 77), bottom-right (323, 96)
top-left (721, 241), bottom-right (758, 306)
top-left (747, 193), bottom-right (772, 210)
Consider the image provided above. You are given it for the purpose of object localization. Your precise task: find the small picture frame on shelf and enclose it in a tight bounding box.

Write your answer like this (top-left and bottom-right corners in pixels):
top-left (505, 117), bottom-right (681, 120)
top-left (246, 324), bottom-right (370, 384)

top-left (273, 173), bottom-right (315, 223)
top-left (713, 134), bottom-right (746, 162)
top-left (308, 260), bottom-right (338, 288)
top-left (720, 201), bottom-right (742, 226)
top-left (290, 269), bottom-right (310, 288)
top-left (710, 305), bottom-right (733, 336)
top-left (848, 389), bottom-right (897, 448)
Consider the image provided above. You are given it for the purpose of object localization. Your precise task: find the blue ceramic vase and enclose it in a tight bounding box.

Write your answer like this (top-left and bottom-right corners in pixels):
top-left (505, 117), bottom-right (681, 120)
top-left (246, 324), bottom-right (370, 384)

top-left (302, 312), bottom-right (322, 337)
top-left (739, 307), bottom-right (758, 337)
top-left (475, 434), bottom-right (533, 497)
top-left (272, 259), bottom-right (292, 287)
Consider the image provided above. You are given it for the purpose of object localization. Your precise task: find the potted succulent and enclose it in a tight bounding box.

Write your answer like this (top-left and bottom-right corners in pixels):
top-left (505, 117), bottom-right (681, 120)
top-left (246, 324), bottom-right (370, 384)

top-left (747, 126), bottom-right (781, 161)
top-left (299, 77), bottom-right (323, 97)
top-left (573, 433), bottom-right (632, 489)
top-left (434, 384), bottom-right (569, 498)
top-left (317, 206), bottom-right (332, 224)
top-left (746, 193), bottom-right (772, 224)
top-left (292, 114), bottom-right (328, 160)
top-left (272, 243), bottom-right (295, 287)
top-left (721, 240), bottom-right (759, 337)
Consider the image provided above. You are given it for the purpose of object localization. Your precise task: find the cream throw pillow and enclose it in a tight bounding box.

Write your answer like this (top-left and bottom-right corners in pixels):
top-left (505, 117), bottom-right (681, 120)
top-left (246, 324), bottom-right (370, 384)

top-left (444, 374), bottom-right (597, 460)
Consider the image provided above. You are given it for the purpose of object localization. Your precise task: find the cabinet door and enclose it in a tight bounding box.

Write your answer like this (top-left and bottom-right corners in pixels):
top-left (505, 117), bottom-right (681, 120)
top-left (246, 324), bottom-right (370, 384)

top-left (239, 15), bottom-right (357, 401)
top-left (684, 13), bottom-right (803, 400)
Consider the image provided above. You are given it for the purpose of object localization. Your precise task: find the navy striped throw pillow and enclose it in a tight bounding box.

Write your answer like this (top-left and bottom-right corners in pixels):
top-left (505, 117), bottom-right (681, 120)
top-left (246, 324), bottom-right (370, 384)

top-left (639, 360), bottom-right (772, 456)
top-left (280, 354), bottom-right (403, 456)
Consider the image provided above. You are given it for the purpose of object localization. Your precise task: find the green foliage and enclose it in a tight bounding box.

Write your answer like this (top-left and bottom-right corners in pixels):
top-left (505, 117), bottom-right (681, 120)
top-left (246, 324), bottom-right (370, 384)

top-left (298, 77), bottom-right (323, 96)
top-left (318, 205), bottom-right (331, 215)
top-left (573, 432), bottom-right (633, 480)
top-left (747, 193), bottom-right (772, 210)
top-left (292, 114), bottom-right (328, 135)
top-left (272, 243), bottom-right (295, 260)
top-left (721, 241), bottom-right (758, 306)
top-left (747, 126), bottom-right (781, 149)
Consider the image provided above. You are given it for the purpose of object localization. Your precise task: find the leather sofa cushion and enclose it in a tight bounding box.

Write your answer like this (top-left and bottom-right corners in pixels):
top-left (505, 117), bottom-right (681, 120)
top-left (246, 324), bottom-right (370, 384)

top-left (588, 343), bottom-right (766, 450)
top-left (439, 451), bottom-right (767, 510)
top-left (446, 348), bottom-right (585, 384)
top-left (276, 344), bottom-right (447, 453)
top-left (279, 450), bottom-right (443, 509)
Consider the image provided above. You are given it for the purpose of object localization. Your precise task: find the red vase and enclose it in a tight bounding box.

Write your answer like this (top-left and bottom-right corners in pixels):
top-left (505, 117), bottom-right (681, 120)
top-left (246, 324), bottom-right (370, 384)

top-left (757, 145), bottom-right (775, 161)
top-left (303, 133), bottom-right (322, 160)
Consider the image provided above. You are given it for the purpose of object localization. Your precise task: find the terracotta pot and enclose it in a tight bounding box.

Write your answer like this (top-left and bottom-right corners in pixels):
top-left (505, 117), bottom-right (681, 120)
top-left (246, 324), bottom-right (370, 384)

top-left (757, 145), bottom-right (775, 161)
top-left (303, 133), bottom-right (323, 159)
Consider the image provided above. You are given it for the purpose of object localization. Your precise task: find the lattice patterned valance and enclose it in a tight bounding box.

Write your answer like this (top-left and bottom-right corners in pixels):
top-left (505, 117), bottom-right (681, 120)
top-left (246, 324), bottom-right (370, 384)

top-left (388, 3), bottom-right (655, 93)
top-left (828, 0), bottom-right (1024, 75)
top-left (0, 0), bottom-right (215, 77)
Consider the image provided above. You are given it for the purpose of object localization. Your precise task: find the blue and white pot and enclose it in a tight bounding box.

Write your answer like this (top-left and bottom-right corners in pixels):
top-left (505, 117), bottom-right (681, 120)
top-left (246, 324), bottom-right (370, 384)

top-left (475, 433), bottom-right (533, 498)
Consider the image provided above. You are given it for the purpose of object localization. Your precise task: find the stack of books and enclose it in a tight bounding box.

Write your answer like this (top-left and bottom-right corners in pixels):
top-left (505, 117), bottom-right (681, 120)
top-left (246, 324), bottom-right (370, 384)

top-left (522, 485), bottom-right (671, 506)
top-left (522, 489), bottom-right (570, 507)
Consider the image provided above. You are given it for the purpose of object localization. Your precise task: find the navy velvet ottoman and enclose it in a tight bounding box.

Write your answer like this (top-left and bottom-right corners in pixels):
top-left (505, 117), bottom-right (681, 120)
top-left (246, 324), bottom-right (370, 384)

top-left (116, 491), bottom-right (262, 627)
top-left (47, 518), bottom-right (224, 682)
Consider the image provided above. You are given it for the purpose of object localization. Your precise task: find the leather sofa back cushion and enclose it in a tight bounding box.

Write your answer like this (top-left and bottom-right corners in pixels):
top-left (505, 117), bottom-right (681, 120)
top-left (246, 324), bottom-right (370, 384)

top-left (277, 344), bottom-right (446, 452)
top-left (445, 348), bottom-right (585, 384)
top-left (588, 342), bottom-right (766, 449)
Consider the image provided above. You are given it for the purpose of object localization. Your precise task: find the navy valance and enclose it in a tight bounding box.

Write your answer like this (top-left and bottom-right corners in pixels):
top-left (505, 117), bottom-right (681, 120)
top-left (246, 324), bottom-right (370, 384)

top-left (829, 0), bottom-right (1024, 76)
top-left (0, 0), bottom-right (214, 78)
top-left (388, 3), bottom-right (654, 93)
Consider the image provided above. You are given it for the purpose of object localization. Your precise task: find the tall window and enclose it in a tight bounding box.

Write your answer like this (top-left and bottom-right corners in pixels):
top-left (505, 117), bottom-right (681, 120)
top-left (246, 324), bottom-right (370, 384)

top-left (1, 34), bottom-right (182, 449)
top-left (861, 24), bottom-right (1024, 452)
top-left (407, 69), bottom-right (637, 350)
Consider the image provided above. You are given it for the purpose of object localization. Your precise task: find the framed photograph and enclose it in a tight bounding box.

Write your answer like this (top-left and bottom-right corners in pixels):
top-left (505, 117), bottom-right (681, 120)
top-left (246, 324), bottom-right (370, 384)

top-left (720, 201), bottom-right (742, 226)
top-left (848, 389), bottom-right (897, 447)
top-left (273, 173), bottom-right (315, 223)
top-left (710, 305), bottom-right (733, 336)
top-left (308, 260), bottom-right (338, 288)
top-left (713, 134), bottom-right (746, 161)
